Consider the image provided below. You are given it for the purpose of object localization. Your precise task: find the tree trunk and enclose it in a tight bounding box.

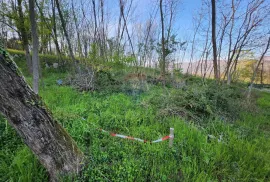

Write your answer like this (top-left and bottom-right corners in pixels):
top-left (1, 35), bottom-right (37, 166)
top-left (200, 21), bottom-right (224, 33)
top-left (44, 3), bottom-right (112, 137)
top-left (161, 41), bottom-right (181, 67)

top-left (120, 0), bottom-right (135, 58)
top-left (247, 36), bottom-right (270, 98)
top-left (159, 0), bottom-right (166, 78)
top-left (72, 0), bottom-right (83, 58)
top-left (0, 55), bottom-right (84, 180)
top-left (260, 60), bottom-right (264, 84)
top-left (25, 45), bottom-right (32, 72)
top-left (92, 0), bottom-right (98, 43)
top-left (55, 0), bottom-right (76, 65)
top-left (29, 0), bottom-right (39, 94)
top-left (211, 0), bottom-right (218, 80)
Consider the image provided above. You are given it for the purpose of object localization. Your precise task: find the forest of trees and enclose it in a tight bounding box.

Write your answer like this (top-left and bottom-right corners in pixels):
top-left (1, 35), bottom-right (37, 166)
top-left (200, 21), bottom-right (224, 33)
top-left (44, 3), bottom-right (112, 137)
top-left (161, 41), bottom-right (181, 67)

top-left (0, 0), bottom-right (269, 83)
top-left (0, 0), bottom-right (270, 181)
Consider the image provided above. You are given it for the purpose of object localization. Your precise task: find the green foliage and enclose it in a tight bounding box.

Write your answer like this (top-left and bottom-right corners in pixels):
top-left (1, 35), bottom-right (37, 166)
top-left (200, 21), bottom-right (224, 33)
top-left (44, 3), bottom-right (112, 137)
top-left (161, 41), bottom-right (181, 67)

top-left (257, 92), bottom-right (270, 110)
top-left (147, 82), bottom-right (247, 122)
top-left (156, 35), bottom-right (186, 62)
top-left (0, 116), bottom-right (47, 182)
top-left (88, 43), bottom-right (100, 63)
top-left (1, 59), bottom-right (270, 181)
top-left (95, 70), bottom-right (122, 92)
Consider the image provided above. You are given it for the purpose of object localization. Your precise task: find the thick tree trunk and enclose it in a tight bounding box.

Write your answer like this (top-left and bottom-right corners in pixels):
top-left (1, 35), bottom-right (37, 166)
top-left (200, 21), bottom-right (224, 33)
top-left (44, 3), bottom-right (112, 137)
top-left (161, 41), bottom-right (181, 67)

top-left (0, 55), bottom-right (84, 180)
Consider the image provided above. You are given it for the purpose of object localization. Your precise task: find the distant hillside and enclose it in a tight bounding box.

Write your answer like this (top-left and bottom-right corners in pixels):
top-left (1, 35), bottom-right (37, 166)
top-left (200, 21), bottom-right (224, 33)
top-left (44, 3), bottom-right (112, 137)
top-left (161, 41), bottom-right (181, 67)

top-left (169, 57), bottom-right (270, 84)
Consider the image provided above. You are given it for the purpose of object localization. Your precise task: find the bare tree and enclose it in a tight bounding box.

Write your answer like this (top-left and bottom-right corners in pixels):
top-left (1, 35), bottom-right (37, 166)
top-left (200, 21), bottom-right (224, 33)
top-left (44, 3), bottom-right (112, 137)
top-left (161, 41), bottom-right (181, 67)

top-left (187, 13), bottom-right (203, 75)
top-left (159, 0), bottom-right (166, 78)
top-left (72, 0), bottom-right (83, 58)
top-left (55, 0), bottom-right (76, 64)
top-left (247, 36), bottom-right (270, 98)
top-left (120, 0), bottom-right (135, 57)
top-left (92, 0), bottom-right (98, 43)
top-left (211, 0), bottom-right (218, 79)
top-left (35, 0), bottom-right (63, 63)
top-left (224, 0), bottom-right (267, 84)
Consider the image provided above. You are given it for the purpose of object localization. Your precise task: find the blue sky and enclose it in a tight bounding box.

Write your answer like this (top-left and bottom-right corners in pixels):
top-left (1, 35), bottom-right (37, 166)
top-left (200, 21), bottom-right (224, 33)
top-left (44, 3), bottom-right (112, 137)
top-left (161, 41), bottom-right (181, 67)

top-left (104, 0), bottom-right (205, 50)
top-left (104, 0), bottom-right (270, 60)
top-left (133, 0), bottom-right (203, 32)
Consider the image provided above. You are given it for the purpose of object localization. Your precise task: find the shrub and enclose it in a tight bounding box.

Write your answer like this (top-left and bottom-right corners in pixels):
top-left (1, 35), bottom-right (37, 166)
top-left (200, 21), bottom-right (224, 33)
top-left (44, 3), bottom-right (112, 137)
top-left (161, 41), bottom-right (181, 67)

top-left (147, 82), bottom-right (249, 122)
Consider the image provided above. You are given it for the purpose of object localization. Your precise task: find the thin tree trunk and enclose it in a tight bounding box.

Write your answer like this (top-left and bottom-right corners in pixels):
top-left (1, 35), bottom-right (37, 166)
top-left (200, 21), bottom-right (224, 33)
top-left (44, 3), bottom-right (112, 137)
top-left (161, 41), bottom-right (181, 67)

top-left (92, 0), bottom-right (98, 43)
top-left (260, 60), bottom-right (264, 84)
top-left (100, 0), bottom-right (107, 61)
top-left (211, 0), bottom-right (218, 80)
top-left (187, 15), bottom-right (202, 75)
top-left (0, 55), bottom-right (84, 181)
top-left (29, 0), bottom-right (39, 94)
top-left (224, 0), bottom-right (235, 83)
top-left (247, 36), bottom-right (270, 98)
top-left (120, 0), bottom-right (135, 57)
top-left (159, 0), bottom-right (166, 78)
top-left (55, 0), bottom-right (76, 64)
top-left (50, 0), bottom-right (64, 64)
top-left (116, 7), bottom-right (122, 57)
top-left (72, 0), bottom-right (83, 58)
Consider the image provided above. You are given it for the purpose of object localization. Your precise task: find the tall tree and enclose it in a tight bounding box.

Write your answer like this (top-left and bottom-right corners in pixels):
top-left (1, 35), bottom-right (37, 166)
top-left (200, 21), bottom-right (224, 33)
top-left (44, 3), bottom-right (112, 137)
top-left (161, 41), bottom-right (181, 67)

top-left (55, 0), bottom-right (76, 64)
top-left (211, 0), bottom-right (218, 79)
top-left (247, 36), bottom-right (270, 98)
top-left (92, 0), bottom-right (98, 42)
top-left (159, 0), bottom-right (166, 78)
top-left (119, 0), bottom-right (135, 57)
top-left (71, 0), bottom-right (82, 57)
top-left (29, 0), bottom-right (39, 94)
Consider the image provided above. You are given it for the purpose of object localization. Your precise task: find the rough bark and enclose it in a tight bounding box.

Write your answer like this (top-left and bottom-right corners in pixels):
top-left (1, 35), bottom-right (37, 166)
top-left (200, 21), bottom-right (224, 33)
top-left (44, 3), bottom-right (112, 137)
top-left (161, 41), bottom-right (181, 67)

top-left (29, 0), bottom-right (39, 94)
top-left (0, 55), bottom-right (84, 180)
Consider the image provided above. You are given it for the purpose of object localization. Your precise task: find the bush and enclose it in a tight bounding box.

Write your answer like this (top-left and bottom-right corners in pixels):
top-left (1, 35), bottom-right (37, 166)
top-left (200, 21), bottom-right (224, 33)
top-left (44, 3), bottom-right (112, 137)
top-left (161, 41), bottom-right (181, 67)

top-left (147, 82), bottom-right (249, 122)
top-left (95, 70), bottom-right (122, 92)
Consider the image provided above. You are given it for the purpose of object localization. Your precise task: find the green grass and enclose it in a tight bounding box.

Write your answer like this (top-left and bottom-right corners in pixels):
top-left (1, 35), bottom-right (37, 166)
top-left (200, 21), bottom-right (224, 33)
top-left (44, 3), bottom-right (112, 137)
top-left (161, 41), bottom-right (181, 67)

top-left (0, 58), bottom-right (270, 181)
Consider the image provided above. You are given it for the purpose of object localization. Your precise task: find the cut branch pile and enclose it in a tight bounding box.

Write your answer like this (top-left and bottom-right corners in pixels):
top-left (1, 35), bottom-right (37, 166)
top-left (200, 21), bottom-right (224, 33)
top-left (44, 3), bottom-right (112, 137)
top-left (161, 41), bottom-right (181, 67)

top-left (66, 66), bottom-right (95, 91)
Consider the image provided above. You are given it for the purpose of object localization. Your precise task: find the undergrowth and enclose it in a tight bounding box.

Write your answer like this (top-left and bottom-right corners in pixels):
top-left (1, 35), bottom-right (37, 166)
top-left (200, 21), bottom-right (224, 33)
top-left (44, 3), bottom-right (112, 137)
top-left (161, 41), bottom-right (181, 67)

top-left (0, 56), bottom-right (270, 181)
